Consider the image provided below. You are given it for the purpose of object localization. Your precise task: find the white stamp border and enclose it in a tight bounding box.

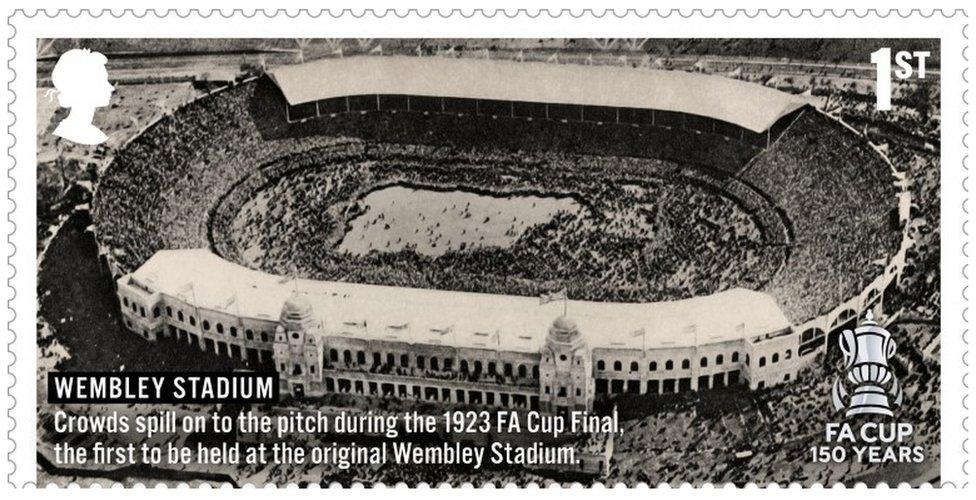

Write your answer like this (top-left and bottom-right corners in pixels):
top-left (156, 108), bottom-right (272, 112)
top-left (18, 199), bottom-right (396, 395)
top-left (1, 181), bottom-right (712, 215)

top-left (3, 8), bottom-right (972, 489)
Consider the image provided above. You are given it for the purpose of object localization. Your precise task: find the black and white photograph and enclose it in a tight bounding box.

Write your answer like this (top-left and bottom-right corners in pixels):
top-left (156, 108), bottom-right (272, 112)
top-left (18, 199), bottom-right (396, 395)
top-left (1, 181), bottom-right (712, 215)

top-left (32, 37), bottom-right (941, 487)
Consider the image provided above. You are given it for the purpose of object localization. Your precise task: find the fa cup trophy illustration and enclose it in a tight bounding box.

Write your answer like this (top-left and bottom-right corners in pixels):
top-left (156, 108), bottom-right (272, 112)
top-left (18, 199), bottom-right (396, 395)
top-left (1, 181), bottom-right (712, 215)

top-left (831, 310), bottom-right (903, 417)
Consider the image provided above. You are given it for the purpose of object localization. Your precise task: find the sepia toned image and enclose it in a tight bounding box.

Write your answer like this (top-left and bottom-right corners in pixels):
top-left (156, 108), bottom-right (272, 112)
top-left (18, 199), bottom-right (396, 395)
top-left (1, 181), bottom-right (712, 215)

top-left (33, 37), bottom-right (941, 487)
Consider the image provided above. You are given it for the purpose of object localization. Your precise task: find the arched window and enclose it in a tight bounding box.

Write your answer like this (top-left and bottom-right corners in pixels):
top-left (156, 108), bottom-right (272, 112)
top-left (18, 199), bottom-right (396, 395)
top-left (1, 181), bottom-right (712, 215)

top-left (597, 360), bottom-right (606, 370)
top-left (260, 331), bottom-right (268, 342)
top-left (613, 361), bottom-right (622, 371)
top-left (166, 306), bottom-right (172, 317)
top-left (517, 364), bottom-right (527, 378)
top-left (387, 353), bottom-right (395, 366)
top-left (731, 352), bottom-right (739, 363)
top-left (202, 320), bottom-right (210, 331)
top-left (401, 354), bottom-right (409, 367)
top-left (177, 311), bottom-right (184, 322)
top-left (700, 357), bottom-right (708, 368)
top-left (759, 356), bottom-right (767, 367)
top-left (329, 349), bottom-right (338, 362)
top-left (189, 316), bottom-right (196, 326)
top-left (649, 361), bottom-right (657, 372)
top-left (431, 358), bottom-right (440, 371)
top-left (716, 354), bottom-right (724, 365)
top-left (245, 329), bottom-right (253, 340)
top-left (487, 362), bottom-right (496, 375)
top-left (474, 361), bottom-right (483, 374)
top-left (123, 297), bottom-right (129, 307)
top-left (417, 355), bottom-right (426, 370)
top-left (665, 360), bottom-right (674, 370)
top-left (504, 363), bottom-right (513, 377)
top-left (532, 365), bottom-right (540, 379)
top-left (630, 361), bottom-right (639, 372)
top-left (681, 359), bottom-right (690, 370)
top-left (153, 307), bottom-right (160, 318)
top-left (216, 323), bottom-right (224, 334)
top-left (356, 351), bottom-right (366, 365)
top-left (772, 353), bottom-right (780, 363)
top-left (461, 360), bottom-right (470, 372)
top-left (343, 350), bottom-right (352, 363)
top-left (785, 349), bottom-right (792, 360)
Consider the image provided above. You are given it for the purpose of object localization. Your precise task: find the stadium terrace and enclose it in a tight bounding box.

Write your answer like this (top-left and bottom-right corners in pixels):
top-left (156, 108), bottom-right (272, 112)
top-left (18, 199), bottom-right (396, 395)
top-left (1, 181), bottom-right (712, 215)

top-left (95, 55), bottom-right (910, 414)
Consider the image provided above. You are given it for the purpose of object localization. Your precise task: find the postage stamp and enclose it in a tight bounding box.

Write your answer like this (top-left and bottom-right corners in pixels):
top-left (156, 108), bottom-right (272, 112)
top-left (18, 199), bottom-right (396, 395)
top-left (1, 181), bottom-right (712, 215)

top-left (3, 9), bottom-right (973, 488)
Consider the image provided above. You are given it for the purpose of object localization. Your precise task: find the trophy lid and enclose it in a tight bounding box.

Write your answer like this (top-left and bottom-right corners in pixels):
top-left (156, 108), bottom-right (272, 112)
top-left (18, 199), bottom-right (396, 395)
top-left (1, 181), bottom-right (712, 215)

top-left (853, 310), bottom-right (889, 337)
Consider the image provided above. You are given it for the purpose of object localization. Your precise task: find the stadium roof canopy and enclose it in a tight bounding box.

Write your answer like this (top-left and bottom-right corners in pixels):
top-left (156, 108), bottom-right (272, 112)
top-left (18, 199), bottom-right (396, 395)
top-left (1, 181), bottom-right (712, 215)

top-left (268, 56), bottom-right (806, 134)
top-left (128, 249), bottom-right (791, 353)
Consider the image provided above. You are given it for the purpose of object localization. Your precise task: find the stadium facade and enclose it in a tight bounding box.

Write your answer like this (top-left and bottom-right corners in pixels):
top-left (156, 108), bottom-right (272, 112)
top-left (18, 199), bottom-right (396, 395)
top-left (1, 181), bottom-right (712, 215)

top-left (117, 249), bottom-right (801, 412)
top-left (103, 56), bottom-right (913, 412)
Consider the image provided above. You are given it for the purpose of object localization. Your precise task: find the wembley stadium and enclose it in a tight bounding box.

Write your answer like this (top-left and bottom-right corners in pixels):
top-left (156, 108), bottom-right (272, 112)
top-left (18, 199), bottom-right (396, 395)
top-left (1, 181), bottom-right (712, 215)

top-left (91, 55), bottom-right (911, 413)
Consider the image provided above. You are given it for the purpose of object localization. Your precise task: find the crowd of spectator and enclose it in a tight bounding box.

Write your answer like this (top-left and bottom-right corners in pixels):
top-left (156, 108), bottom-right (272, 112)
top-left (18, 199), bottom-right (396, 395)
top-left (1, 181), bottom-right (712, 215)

top-left (91, 83), bottom-right (350, 272)
top-left (741, 110), bottom-right (902, 321)
top-left (94, 79), bottom-right (901, 322)
top-left (209, 139), bottom-right (780, 303)
top-left (834, 87), bottom-right (941, 322)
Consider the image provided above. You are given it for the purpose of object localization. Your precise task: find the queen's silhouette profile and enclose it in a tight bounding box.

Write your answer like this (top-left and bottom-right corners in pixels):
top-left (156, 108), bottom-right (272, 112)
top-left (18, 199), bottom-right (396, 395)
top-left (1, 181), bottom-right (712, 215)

top-left (49, 49), bottom-right (114, 145)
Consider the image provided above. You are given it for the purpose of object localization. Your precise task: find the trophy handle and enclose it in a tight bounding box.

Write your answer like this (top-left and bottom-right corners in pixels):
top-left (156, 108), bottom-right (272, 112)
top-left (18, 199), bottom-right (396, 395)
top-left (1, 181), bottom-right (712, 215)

top-left (831, 378), bottom-right (848, 412)
top-left (839, 329), bottom-right (857, 369)
top-left (886, 337), bottom-right (897, 359)
top-left (888, 374), bottom-right (903, 407)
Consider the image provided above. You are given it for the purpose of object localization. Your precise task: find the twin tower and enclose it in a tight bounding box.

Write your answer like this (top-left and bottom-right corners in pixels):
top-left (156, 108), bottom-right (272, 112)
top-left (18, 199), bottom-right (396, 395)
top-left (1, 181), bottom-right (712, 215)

top-left (273, 292), bottom-right (596, 413)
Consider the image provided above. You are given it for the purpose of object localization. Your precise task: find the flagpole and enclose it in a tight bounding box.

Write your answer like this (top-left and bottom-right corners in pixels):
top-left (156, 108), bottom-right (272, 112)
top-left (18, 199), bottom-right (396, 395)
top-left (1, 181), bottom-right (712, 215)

top-left (495, 329), bottom-right (501, 365)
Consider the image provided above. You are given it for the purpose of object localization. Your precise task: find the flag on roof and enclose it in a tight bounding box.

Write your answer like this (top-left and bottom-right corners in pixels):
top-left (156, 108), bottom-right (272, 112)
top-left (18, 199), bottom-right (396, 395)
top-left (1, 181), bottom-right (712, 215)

top-left (540, 289), bottom-right (568, 305)
top-left (221, 293), bottom-right (237, 310)
top-left (431, 324), bottom-right (454, 335)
